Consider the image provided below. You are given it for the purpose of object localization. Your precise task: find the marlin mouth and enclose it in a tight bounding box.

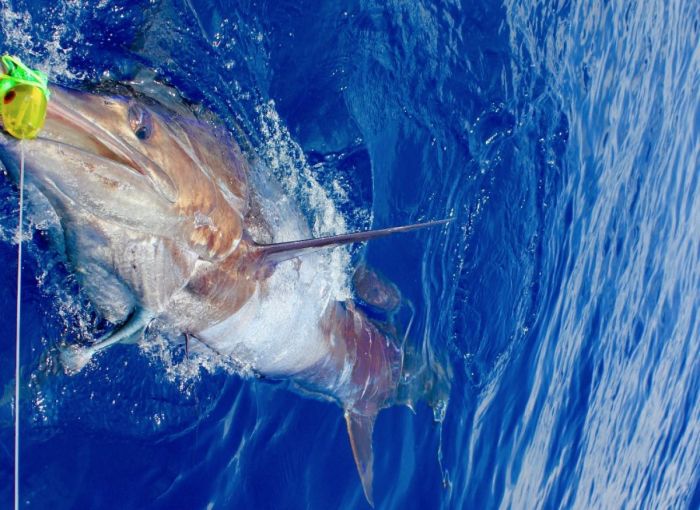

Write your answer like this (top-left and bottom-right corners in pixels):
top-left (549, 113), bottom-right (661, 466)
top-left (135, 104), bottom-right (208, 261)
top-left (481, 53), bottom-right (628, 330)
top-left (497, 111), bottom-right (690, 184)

top-left (0, 92), bottom-right (126, 163)
top-left (40, 89), bottom-right (177, 203)
top-left (44, 96), bottom-right (147, 176)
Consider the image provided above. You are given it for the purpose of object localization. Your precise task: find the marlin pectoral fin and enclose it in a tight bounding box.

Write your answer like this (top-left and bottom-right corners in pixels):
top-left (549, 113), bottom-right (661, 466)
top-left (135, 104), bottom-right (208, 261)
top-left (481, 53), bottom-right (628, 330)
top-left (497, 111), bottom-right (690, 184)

top-left (345, 409), bottom-right (377, 507)
top-left (254, 218), bottom-right (451, 265)
top-left (60, 308), bottom-right (153, 374)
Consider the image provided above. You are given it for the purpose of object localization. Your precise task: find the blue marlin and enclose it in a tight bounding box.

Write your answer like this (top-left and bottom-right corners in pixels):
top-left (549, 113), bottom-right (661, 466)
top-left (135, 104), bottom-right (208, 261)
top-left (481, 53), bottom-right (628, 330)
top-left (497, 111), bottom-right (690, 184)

top-left (0, 82), bottom-right (448, 505)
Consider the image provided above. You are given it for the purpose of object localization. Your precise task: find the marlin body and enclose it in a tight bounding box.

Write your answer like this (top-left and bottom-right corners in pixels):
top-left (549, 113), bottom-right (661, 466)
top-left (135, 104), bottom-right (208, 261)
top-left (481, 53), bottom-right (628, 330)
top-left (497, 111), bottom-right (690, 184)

top-left (0, 84), bottom-right (446, 504)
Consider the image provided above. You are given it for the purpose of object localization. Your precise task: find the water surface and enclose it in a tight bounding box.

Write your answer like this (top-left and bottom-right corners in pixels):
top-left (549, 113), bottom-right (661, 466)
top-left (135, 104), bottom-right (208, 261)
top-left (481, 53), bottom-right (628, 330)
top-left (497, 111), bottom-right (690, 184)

top-left (0, 0), bottom-right (698, 508)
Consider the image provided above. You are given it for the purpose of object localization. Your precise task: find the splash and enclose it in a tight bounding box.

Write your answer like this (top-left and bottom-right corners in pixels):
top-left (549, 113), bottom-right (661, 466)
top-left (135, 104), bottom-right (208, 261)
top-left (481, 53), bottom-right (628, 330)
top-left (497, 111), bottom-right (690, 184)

top-left (0, 0), bottom-right (85, 81)
top-left (255, 99), bottom-right (357, 301)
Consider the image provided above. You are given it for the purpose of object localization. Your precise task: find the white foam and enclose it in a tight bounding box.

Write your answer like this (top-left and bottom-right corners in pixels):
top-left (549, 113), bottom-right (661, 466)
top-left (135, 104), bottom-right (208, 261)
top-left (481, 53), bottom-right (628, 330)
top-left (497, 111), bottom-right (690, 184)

top-left (0, 0), bottom-right (85, 81)
top-left (255, 100), bottom-right (355, 301)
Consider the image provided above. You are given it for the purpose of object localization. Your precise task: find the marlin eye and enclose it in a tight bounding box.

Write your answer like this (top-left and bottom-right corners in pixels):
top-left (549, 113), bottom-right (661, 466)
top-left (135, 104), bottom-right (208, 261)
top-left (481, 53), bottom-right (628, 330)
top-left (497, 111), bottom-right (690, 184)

top-left (128, 104), bottom-right (153, 141)
top-left (135, 125), bottom-right (150, 140)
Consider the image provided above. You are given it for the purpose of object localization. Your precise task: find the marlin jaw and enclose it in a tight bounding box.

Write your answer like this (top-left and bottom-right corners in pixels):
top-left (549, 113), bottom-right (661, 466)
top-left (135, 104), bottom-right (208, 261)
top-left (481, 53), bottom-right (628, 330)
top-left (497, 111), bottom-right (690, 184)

top-left (1, 83), bottom-right (450, 505)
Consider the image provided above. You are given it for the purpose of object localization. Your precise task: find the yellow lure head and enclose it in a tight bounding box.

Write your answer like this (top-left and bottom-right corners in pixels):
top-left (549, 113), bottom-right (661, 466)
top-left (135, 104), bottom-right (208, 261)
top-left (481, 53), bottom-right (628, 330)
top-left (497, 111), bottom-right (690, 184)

top-left (0, 55), bottom-right (50, 139)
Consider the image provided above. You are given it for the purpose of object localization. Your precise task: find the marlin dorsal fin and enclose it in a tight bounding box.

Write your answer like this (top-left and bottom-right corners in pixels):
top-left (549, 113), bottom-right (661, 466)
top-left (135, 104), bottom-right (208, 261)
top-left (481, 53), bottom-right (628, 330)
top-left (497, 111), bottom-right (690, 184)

top-left (345, 410), bottom-right (377, 506)
top-left (254, 218), bottom-right (450, 265)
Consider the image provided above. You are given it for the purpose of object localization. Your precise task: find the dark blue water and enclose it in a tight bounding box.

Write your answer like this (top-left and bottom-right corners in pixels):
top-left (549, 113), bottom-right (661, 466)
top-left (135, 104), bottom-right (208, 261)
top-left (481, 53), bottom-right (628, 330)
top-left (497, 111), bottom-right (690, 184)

top-left (1, 0), bottom-right (698, 508)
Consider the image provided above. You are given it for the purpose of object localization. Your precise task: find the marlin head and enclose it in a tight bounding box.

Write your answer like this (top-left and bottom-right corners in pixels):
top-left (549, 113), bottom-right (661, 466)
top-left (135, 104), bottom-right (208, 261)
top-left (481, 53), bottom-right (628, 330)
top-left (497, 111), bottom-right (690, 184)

top-left (0, 84), bottom-right (254, 325)
top-left (1, 85), bottom-right (249, 255)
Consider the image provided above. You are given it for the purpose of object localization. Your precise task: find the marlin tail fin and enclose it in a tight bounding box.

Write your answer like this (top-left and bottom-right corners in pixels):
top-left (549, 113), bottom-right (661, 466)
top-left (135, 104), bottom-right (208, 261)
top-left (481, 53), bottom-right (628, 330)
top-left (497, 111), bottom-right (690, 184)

top-left (345, 409), bottom-right (377, 507)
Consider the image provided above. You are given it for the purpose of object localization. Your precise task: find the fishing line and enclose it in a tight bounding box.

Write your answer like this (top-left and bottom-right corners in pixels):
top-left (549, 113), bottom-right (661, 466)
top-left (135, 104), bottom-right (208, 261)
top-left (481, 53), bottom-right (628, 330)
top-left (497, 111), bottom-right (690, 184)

top-left (14, 140), bottom-right (25, 510)
top-left (1, 55), bottom-right (49, 510)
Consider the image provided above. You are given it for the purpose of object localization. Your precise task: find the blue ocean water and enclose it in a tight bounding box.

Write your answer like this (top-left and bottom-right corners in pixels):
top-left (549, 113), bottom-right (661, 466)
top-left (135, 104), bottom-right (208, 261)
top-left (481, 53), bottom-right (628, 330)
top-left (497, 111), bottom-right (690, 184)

top-left (0, 0), bottom-right (698, 508)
